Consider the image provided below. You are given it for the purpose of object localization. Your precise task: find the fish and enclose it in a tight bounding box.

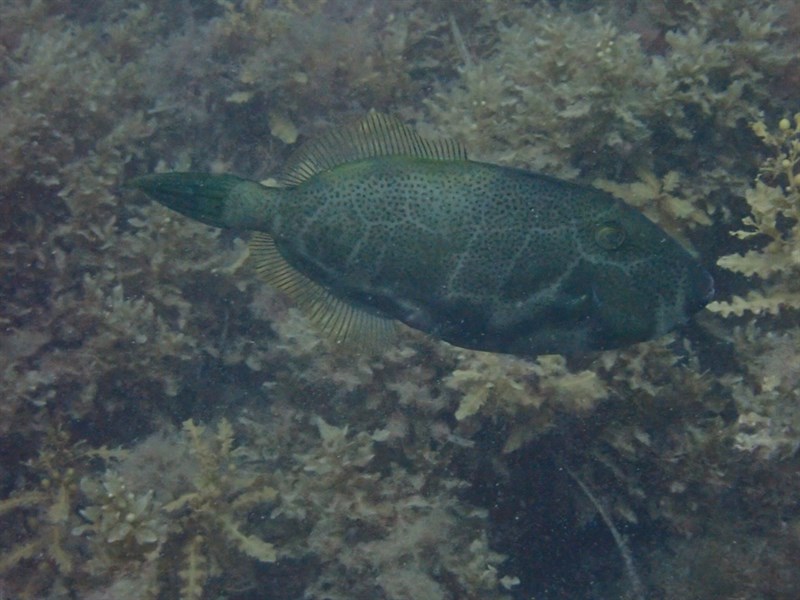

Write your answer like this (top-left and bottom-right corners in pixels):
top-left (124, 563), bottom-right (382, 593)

top-left (128, 113), bottom-right (714, 356)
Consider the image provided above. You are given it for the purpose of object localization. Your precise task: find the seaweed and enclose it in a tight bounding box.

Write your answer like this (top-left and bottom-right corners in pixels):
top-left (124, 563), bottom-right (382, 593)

top-left (2, 0), bottom-right (800, 598)
top-left (0, 429), bottom-right (114, 597)
top-left (710, 114), bottom-right (800, 316)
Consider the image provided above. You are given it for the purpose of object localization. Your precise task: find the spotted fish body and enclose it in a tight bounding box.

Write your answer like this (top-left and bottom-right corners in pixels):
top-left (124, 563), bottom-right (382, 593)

top-left (130, 114), bottom-right (713, 356)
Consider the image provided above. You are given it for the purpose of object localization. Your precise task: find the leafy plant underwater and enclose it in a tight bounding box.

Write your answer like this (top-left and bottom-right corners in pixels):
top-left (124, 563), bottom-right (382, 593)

top-left (1, 1), bottom-right (800, 599)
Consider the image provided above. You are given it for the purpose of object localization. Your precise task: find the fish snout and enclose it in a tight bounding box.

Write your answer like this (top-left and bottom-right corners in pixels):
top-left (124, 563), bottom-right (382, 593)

top-left (686, 266), bottom-right (715, 315)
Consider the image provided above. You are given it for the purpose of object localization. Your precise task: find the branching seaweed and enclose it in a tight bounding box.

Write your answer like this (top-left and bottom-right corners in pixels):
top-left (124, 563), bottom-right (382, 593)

top-left (710, 114), bottom-right (800, 316)
top-left (3, 1), bottom-right (800, 598)
top-left (0, 429), bottom-right (120, 598)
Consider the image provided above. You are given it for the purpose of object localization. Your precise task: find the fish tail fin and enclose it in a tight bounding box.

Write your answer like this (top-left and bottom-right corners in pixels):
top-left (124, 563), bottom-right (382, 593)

top-left (126, 172), bottom-right (269, 229)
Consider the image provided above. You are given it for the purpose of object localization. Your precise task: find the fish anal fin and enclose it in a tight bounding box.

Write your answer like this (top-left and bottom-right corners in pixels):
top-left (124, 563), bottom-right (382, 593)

top-left (280, 112), bottom-right (468, 187)
top-left (249, 232), bottom-right (396, 352)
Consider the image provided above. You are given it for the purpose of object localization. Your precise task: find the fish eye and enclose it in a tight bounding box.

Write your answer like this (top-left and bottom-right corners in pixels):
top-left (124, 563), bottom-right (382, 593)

top-left (594, 222), bottom-right (626, 250)
top-left (595, 223), bottom-right (626, 250)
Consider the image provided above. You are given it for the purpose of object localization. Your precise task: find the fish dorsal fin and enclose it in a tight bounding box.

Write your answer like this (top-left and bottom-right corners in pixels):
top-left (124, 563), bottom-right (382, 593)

top-left (280, 112), bottom-right (468, 186)
top-left (249, 232), bottom-right (397, 351)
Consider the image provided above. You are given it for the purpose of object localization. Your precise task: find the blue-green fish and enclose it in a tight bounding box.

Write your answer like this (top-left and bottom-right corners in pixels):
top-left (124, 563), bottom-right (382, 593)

top-left (129, 114), bottom-right (713, 356)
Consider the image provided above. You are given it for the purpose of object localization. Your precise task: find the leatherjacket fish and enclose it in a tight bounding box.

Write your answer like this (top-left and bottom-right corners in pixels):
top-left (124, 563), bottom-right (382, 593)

top-left (128, 113), bottom-right (714, 356)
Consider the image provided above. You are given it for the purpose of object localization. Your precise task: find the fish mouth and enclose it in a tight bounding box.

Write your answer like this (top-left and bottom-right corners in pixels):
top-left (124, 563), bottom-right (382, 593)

top-left (701, 269), bottom-right (715, 302)
top-left (686, 267), bottom-right (715, 314)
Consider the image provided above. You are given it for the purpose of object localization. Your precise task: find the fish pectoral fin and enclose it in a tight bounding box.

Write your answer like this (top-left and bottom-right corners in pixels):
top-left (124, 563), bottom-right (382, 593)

top-left (249, 232), bottom-right (397, 351)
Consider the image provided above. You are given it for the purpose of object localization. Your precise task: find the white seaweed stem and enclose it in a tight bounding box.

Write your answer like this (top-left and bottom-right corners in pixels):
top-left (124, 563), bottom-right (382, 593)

top-left (562, 463), bottom-right (646, 600)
